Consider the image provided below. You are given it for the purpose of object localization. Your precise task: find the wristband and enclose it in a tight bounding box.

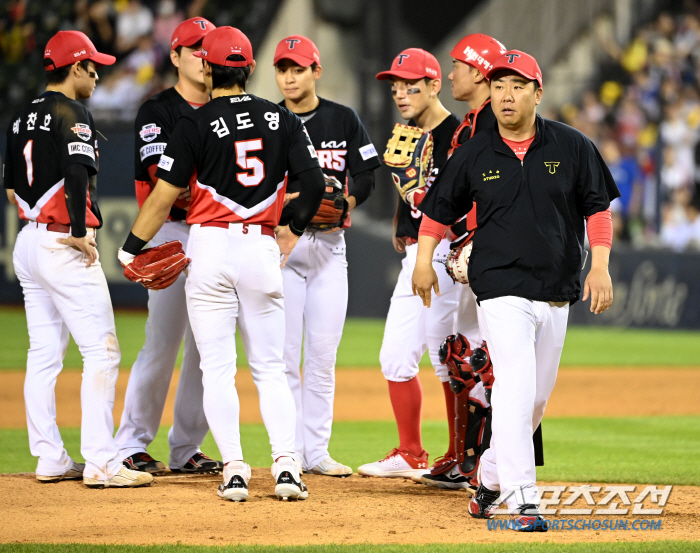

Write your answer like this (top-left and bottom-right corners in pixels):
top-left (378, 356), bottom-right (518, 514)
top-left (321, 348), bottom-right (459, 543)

top-left (289, 222), bottom-right (305, 237)
top-left (122, 231), bottom-right (148, 255)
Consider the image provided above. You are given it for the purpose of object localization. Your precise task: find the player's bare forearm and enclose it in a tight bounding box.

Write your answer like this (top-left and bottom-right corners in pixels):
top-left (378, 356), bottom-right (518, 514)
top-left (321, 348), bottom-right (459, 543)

top-left (131, 179), bottom-right (182, 242)
top-left (347, 195), bottom-right (357, 211)
top-left (6, 190), bottom-right (17, 205)
top-left (275, 225), bottom-right (300, 268)
top-left (583, 245), bottom-right (613, 314)
top-left (412, 235), bottom-right (441, 307)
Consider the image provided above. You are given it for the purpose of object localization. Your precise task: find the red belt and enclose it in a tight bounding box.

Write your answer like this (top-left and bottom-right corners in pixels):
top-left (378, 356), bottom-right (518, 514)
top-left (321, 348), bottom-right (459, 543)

top-left (46, 222), bottom-right (71, 233)
top-left (403, 237), bottom-right (418, 246)
top-left (201, 222), bottom-right (275, 237)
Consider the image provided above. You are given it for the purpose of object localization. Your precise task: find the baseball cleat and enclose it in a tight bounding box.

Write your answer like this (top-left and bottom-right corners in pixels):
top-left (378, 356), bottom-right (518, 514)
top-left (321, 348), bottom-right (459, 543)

top-left (409, 453), bottom-right (455, 483)
top-left (122, 452), bottom-right (166, 475)
top-left (36, 461), bottom-right (85, 483)
top-left (307, 457), bottom-right (353, 477)
top-left (421, 464), bottom-right (477, 492)
top-left (218, 461), bottom-right (251, 502)
top-left (171, 452), bottom-right (224, 474)
top-left (84, 466), bottom-right (154, 488)
top-left (357, 448), bottom-right (429, 478)
top-left (512, 503), bottom-right (550, 532)
top-left (272, 457), bottom-right (308, 501)
top-left (468, 483), bottom-right (501, 519)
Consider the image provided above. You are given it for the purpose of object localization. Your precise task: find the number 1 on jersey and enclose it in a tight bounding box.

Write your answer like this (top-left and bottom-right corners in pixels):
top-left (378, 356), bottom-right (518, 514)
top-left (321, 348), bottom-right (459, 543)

top-left (236, 139), bottom-right (265, 186)
top-left (23, 140), bottom-right (34, 187)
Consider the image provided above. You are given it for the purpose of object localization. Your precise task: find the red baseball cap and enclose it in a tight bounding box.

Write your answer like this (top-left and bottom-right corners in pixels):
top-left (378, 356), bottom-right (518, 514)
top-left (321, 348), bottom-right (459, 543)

top-left (487, 50), bottom-right (543, 88)
top-left (273, 35), bottom-right (320, 67)
top-left (43, 31), bottom-right (116, 71)
top-left (375, 48), bottom-right (441, 81)
top-left (193, 26), bottom-right (253, 67)
top-left (450, 34), bottom-right (506, 76)
top-left (171, 17), bottom-right (215, 50)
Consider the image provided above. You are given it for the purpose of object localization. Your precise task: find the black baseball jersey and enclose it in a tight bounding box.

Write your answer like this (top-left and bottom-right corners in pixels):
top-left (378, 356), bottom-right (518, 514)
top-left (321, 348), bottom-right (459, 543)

top-left (155, 93), bottom-right (320, 226)
top-left (395, 114), bottom-right (460, 239)
top-left (134, 87), bottom-right (201, 220)
top-left (420, 115), bottom-right (621, 304)
top-left (281, 97), bottom-right (380, 225)
top-left (4, 91), bottom-right (101, 227)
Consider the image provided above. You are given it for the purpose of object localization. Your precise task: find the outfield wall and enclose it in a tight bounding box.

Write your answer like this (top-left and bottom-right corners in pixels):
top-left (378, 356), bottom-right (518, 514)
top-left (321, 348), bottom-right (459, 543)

top-left (1, 128), bottom-right (698, 328)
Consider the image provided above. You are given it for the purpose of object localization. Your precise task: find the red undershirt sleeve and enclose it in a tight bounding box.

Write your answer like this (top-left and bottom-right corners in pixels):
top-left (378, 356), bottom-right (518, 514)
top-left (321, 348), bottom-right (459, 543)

top-left (418, 215), bottom-right (448, 241)
top-left (585, 207), bottom-right (613, 249)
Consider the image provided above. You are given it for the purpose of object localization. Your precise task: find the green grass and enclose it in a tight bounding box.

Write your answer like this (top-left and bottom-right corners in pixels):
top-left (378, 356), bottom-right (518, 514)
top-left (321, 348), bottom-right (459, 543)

top-left (2, 417), bottom-right (699, 485)
top-left (1, 307), bottom-right (700, 370)
top-left (0, 544), bottom-right (697, 553)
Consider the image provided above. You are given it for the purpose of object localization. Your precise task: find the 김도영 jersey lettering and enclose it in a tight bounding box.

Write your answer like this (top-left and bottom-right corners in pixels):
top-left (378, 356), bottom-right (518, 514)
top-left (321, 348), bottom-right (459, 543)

top-left (4, 91), bottom-right (101, 229)
top-left (154, 94), bottom-right (320, 227)
top-left (420, 115), bottom-right (621, 304)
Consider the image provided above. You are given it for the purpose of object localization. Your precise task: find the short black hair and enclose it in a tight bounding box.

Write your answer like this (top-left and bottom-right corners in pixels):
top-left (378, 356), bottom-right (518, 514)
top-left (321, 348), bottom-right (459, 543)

top-left (44, 59), bottom-right (91, 84)
top-left (174, 39), bottom-right (203, 57)
top-left (210, 55), bottom-right (252, 90)
top-left (274, 60), bottom-right (318, 72)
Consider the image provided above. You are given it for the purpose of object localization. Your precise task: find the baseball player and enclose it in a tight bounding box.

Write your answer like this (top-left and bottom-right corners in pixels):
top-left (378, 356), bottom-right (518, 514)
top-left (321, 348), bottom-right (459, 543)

top-left (413, 50), bottom-right (619, 530)
top-left (415, 34), bottom-right (507, 491)
top-left (114, 17), bottom-right (224, 476)
top-left (273, 35), bottom-right (380, 477)
top-left (356, 49), bottom-right (461, 479)
top-left (4, 31), bottom-right (152, 488)
top-left (118, 26), bottom-right (326, 501)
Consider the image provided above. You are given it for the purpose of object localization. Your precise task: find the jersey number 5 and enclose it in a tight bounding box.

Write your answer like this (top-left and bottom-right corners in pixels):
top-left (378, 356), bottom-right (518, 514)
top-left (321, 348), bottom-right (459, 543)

top-left (236, 139), bottom-right (265, 187)
top-left (23, 140), bottom-right (34, 187)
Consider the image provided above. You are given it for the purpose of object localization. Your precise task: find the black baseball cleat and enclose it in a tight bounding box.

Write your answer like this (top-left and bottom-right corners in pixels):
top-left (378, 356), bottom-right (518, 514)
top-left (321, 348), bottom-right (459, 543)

top-left (512, 503), bottom-right (550, 532)
top-left (218, 475), bottom-right (249, 502)
top-left (122, 452), bottom-right (166, 475)
top-left (468, 483), bottom-right (501, 519)
top-left (171, 452), bottom-right (224, 474)
top-left (421, 465), bottom-right (477, 492)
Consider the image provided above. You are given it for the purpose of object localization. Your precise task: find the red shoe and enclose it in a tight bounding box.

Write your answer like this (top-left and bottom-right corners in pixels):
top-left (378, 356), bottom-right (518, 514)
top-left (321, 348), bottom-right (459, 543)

top-left (358, 448), bottom-right (429, 478)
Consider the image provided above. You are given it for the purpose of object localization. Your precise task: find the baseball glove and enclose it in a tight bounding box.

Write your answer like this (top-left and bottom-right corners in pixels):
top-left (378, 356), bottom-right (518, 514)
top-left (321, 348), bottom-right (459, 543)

top-left (121, 240), bottom-right (190, 290)
top-left (383, 123), bottom-right (433, 205)
top-left (308, 174), bottom-right (349, 229)
top-left (445, 241), bottom-right (472, 284)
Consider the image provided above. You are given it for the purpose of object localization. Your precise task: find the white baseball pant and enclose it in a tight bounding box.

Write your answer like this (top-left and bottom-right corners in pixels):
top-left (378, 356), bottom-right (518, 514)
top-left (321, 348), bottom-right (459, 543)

top-left (380, 240), bottom-right (458, 382)
top-left (185, 224), bottom-right (297, 463)
top-left (13, 223), bottom-right (123, 480)
top-left (477, 296), bottom-right (569, 511)
top-left (282, 230), bottom-right (347, 470)
top-left (114, 220), bottom-right (209, 468)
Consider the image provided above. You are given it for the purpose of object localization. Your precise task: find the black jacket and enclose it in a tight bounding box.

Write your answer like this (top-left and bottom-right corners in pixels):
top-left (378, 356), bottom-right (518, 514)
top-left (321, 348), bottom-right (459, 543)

top-left (420, 115), bottom-right (620, 304)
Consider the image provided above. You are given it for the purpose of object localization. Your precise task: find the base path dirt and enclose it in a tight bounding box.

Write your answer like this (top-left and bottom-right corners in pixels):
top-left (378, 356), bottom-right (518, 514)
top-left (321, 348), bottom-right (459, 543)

top-left (1, 367), bottom-right (699, 428)
top-left (0, 472), bottom-right (697, 546)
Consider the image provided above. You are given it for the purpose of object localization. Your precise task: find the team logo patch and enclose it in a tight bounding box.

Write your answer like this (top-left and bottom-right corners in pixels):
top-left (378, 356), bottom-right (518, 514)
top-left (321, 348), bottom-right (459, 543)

top-left (544, 161), bottom-right (560, 174)
top-left (158, 154), bottom-right (174, 171)
top-left (139, 123), bottom-right (161, 143)
top-left (71, 123), bottom-right (92, 141)
top-left (359, 143), bottom-right (378, 160)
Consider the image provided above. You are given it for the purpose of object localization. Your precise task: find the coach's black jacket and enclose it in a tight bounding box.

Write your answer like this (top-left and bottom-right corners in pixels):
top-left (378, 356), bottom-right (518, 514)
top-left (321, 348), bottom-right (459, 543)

top-left (420, 115), bottom-right (620, 304)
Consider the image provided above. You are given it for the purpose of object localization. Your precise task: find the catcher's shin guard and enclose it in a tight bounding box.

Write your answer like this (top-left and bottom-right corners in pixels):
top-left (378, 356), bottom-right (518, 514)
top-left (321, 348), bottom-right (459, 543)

top-left (456, 398), bottom-right (489, 477)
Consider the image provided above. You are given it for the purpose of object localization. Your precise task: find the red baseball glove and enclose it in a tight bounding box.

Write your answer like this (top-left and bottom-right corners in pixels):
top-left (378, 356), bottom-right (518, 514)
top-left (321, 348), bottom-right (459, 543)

top-left (121, 240), bottom-right (190, 290)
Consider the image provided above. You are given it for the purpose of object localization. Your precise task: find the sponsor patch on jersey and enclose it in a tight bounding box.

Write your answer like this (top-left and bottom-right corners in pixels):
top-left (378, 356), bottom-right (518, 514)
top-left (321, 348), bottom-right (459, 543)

top-left (158, 154), bottom-right (174, 171)
top-left (230, 95), bottom-right (251, 103)
top-left (359, 143), bottom-right (378, 160)
top-left (140, 142), bottom-right (167, 161)
top-left (307, 145), bottom-right (318, 159)
top-left (71, 123), bottom-right (92, 141)
top-left (139, 123), bottom-right (161, 143)
top-left (32, 98), bottom-right (45, 103)
top-left (67, 142), bottom-right (95, 160)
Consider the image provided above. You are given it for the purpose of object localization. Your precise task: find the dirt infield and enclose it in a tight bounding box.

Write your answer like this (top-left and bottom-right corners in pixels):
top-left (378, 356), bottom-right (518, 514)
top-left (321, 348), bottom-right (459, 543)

top-left (0, 471), bottom-right (697, 545)
top-left (1, 367), bottom-right (699, 428)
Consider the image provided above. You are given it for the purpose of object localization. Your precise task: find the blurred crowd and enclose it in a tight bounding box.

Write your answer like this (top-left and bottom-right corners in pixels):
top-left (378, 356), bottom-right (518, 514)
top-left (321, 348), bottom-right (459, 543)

top-left (552, 8), bottom-right (700, 251)
top-left (0, 0), bottom-right (273, 122)
top-left (4, 2), bottom-right (700, 251)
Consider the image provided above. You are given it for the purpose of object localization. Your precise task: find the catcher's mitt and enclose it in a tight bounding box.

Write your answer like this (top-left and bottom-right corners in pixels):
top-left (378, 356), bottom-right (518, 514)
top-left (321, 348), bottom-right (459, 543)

top-left (120, 240), bottom-right (190, 290)
top-left (308, 174), bottom-right (349, 229)
top-left (383, 123), bottom-right (433, 205)
top-left (445, 241), bottom-right (472, 284)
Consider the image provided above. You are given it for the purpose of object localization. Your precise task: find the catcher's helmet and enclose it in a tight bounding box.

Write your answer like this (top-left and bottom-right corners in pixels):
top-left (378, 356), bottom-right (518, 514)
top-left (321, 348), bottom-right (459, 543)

top-left (450, 34), bottom-right (506, 76)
